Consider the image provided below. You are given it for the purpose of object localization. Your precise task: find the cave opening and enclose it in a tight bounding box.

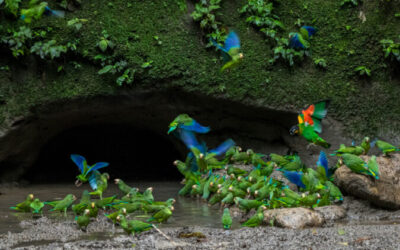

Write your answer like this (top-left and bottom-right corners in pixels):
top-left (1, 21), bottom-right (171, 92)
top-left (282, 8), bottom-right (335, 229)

top-left (24, 123), bottom-right (183, 183)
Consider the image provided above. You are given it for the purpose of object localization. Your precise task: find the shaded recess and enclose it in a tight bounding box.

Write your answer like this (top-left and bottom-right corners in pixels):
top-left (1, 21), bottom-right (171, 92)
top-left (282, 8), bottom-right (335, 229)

top-left (0, 90), bottom-right (299, 183)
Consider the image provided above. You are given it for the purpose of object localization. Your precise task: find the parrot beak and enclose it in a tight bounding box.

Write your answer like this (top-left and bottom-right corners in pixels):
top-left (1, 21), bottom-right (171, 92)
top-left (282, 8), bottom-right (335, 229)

top-left (173, 160), bottom-right (178, 166)
top-left (170, 206), bottom-right (175, 211)
top-left (75, 179), bottom-right (82, 187)
top-left (116, 215), bottom-right (121, 221)
top-left (199, 153), bottom-right (204, 159)
top-left (289, 125), bottom-right (299, 136)
top-left (247, 187), bottom-right (251, 194)
top-left (114, 179), bottom-right (120, 184)
top-left (122, 208), bottom-right (127, 215)
top-left (254, 191), bottom-right (258, 196)
top-left (148, 187), bottom-right (153, 191)
top-left (29, 194), bottom-right (34, 200)
top-left (238, 147), bottom-right (242, 152)
top-left (239, 53), bottom-right (244, 59)
top-left (73, 195), bottom-right (77, 200)
top-left (84, 209), bottom-right (90, 215)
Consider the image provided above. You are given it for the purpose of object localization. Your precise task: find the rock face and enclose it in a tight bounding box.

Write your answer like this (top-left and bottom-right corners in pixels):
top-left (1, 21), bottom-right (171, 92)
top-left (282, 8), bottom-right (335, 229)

top-left (263, 207), bottom-right (325, 229)
top-left (314, 205), bottom-right (347, 221)
top-left (335, 154), bottom-right (400, 209)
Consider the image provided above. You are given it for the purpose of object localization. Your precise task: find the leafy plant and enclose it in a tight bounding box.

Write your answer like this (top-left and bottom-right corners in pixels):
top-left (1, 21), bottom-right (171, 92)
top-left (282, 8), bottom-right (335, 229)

top-left (354, 66), bottom-right (371, 77)
top-left (314, 58), bottom-right (327, 68)
top-left (67, 18), bottom-right (88, 31)
top-left (175, 0), bottom-right (186, 11)
top-left (116, 69), bottom-right (134, 86)
top-left (4, 0), bottom-right (22, 16)
top-left (153, 36), bottom-right (162, 46)
top-left (380, 38), bottom-right (400, 62)
top-left (1, 26), bottom-right (32, 57)
top-left (340, 0), bottom-right (361, 7)
top-left (270, 38), bottom-right (307, 66)
top-left (97, 30), bottom-right (114, 52)
top-left (30, 40), bottom-right (67, 59)
top-left (141, 60), bottom-right (153, 68)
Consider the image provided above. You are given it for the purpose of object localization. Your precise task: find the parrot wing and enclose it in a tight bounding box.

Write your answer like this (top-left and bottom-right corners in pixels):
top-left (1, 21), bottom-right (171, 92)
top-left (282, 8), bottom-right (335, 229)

top-left (87, 162), bottom-right (109, 174)
top-left (89, 171), bottom-right (102, 191)
top-left (208, 139), bottom-right (236, 157)
top-left (317, 151), bottom-right (329, 175)
top-left (180, 119), bottom-right (210, 134)
top-left (301, 100), bottom-right (330, 133)
top-left (224, 31), bottom-right (241, 51)
top-left (71, 154), bottom-right (87, 174)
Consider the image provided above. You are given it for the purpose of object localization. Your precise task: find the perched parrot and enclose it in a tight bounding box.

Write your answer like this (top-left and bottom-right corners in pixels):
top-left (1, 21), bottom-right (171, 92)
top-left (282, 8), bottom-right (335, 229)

top-left (340, 154), bottom-right (377, 179)
top-left (331, 144), bottom-right (365, 156)
top-left (211, 31), bottom-right (244, 72)
top-left (168, 114), bottom-right (210, 134)
top-left (325, 181), bottom-right (343, 202)
top-left (94, 195), bottom-right (117, 209)
top-left (375, 140), bottom-right (399, 156)
top-left (89, 170), bottom-right (110, 200)
top-left (72, 190), bottom-right (91, 215)
top-left (30, 198), bottom-right (44, 215)
top-left (279, 170), bottom-right (305, 189)
top-left (10, 194), bottom-right (34, 212)
top-left (105, 208), bottom-right (127, 224)
top-left (289, 26), bottom-right (317, 49)
top-left (367, 156), bottom-right (379, 179)
top-left (112, 202), bottom-right (142, 213)
top-left (221, 208), bottom-right (232, 229)
top-left (117, 215), bottom-right (153, 236)
top-left (20, 1), bottom-right (65, 23)
top-left (114, 179), bottom-right (135, 195)
top-left (71, 154), bottom-right (109, 187)
top-left (87, 202), bottom-right (98, 218)
top-left (75, 209), bottom-right (91, 231)
top-left (290, 100), bottom-right (331, 148)
top-left (242, 206), bottom-right (265, 227)
top-left (234, 197), bottom-right (264, 212)
top-left (147, 206), bottom-right (174, 223)
top-left (46, 194), bottom-right (76, 215)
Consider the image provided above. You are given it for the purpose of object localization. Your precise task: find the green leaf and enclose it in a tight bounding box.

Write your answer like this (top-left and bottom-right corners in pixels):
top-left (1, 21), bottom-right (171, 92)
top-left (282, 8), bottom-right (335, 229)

top-left (98, 65), bottom-right (113, 74)
top-left (337, 229), bottom-right (346, 235)
top-left (98, 39), bottom-right (108, 52)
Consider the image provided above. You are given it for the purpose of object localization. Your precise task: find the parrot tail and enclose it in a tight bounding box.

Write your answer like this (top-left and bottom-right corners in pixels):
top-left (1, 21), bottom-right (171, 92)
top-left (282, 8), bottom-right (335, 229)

top-left (9, 207), bottom-right (17, 210)
top-left (210, 38), bottom-right (225, 52)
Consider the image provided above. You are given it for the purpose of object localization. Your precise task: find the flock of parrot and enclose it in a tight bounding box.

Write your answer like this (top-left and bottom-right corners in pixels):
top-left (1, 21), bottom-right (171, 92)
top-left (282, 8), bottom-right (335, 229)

top-left (168, 111), bottom-right (398, 229)
top-left (10, 155), bottom-right (175, 237)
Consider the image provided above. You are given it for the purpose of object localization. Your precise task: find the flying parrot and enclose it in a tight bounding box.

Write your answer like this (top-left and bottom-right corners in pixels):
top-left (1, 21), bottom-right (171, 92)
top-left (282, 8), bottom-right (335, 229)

top-left (211, 31), bottom-right (244, 72)
top-left (20, 1), bottom-right (65, 23)
top-left (289, 26), bottom-right (317, 49)
top-left (89, 170), bottom-right (110, 200)
top-left (168, 114), bottom-right (210, 134)
top-left (221, 208), bottom-right (232, 229)
top-left (316, 151), bottom-right (334, 181)
top-left (290, 100), bottom-right (331, 148)
top-left (71, 154), bottom-right (109, 187)
top-left (10, 194), bottom-right (34, 212)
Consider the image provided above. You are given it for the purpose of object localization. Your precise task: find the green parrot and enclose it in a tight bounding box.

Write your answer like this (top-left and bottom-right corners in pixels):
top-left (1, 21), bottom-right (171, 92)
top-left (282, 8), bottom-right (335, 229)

top-left (70, 154), bottom-right (109, 187)
top-left (360, 137), bottom-right (372, 154)
top-left (46, 194), bottom-right (77, 215)
top-left (76, 209), bottom-right (91, 231)
top-left (234, 197), bottom-right (264, 212)
top-left (211, 31), bottom-right (244, 72)
top-left (302, 168), bottom-right (326, 192)
top-left (117, 215), bottom-right (153, 236)
top-left (142, 204), bottom-right (168, 213)
top-left (325, 181), bottom-right (343, 202)
top-left (269, 153), bottom-right (290, 166)
top-left (225, 146), bottom-right (242, 162)
top-left (87, 202), bottom-right (98, 218)
top-left (29, 198), bottom-right (44, 214)
top-left (174, 160), bottom-right (200, 183)
top-left (114, 179), bottom-right (136, 195)
top-left (331, 144), bottom-right (365, 156)
top-left (260, 162), bottom-right (276, 177)
top-left (72, 190), bottom-right (91, 215)
top-left (340, 154), bottom-right (377, 178)
top-left (148, 206), bottom-right (174, 223)
top-left (152, 198), bottom-right (176, 207)
top-left (375, 140), bottom-right (400, 156)
top-left (10, 194), bottom-right (34, 212)
top-left (221, 192), bottom-right (234, 205)
top-left (242, 206), bottom-right (265, 227)
top-left (105, 208), bottom-right (127, 224)
top-left (227, 166), bottom-right (248, 177)
top-left (112, 202), bottom-right (143, 213)
top-left (167, 114), bottom-right (210, 134)
top-left (299, 193), bottom-right (320, 207)
top-left (290, 100), bottom-right (331, 148)
top-left (280, 154), bottom-right (303, 171)
top-left (276, 187), bottom-right (301, 207)
top-left (367, 156), bottom-right (379, 180)
top-left (89, 171), bottom-right (110, 200)
top-left (222, 208), bottom-right (232, 229)
top-left (179, 179), bottom-right (196, 196)
top-left (95, 195), bottom-right (117, 209)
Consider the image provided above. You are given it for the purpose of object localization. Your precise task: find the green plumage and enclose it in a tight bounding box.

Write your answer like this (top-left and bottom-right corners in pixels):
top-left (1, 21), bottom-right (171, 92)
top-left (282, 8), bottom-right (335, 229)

top-left (76, 209), bottom-right (91, 230)
top-left (89, 172), bottom-right (109, 200)
top-left (29, 198), bottom-right (44, 214)
top-left (148, 207), bottom-right (173, 223)
top-left (367, 156), bottom-right (379, 179)
top-left (47, 194), bottom-right (76, 215)
top-left (118, 215), bottom-right (153, 236)
top-left (105, 208), bottom-right (127, 224)
top-left (114, 179), bottom-right (135, 195)
top-left (242, 211), bottom-right (264, 227)
top-left (300, 123), bottom-right (330, 148)
top-left (341, 154), bottom-right (374, 177)
top-left (10, 194), bottom-right (34, 212)
top-left (72, 190), bottom-right (91, 215)
top-left (222, 208), bottom-right (232, 229)
top-left (376, 140), bottom-right (400, 155)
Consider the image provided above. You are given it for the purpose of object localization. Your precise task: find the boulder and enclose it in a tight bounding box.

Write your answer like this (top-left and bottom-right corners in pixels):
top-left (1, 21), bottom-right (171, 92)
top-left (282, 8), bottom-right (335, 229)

top-left (314, 205), bottom-right (347, 221)
top-left (335, 154), bottom-right (400, 209)
top-left (263, 207), bottom-right (325, 229)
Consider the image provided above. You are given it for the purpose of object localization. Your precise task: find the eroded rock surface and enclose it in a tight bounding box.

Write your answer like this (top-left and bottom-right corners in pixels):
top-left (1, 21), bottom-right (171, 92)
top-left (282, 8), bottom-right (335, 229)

top-left (335, 154), bottom-right (400, 209)
top-left (263, 207), bottom-right (325, 229)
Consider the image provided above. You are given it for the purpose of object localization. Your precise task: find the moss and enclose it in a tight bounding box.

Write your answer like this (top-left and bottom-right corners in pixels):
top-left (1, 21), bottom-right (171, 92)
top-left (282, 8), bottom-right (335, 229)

top-left (0, 0), bottom-right (400, 138)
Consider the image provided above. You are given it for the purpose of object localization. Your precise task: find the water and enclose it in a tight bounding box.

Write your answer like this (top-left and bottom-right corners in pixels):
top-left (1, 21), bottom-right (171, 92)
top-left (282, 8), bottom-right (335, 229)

top-left (0, 181), bottom-right (229, 235)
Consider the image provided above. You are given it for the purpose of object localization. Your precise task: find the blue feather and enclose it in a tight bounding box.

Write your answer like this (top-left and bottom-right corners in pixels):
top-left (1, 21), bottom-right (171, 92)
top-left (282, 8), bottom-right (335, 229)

top-left (87, 162), bottom-right (109, 174)
top-left (210, 38), bottom-right (227, 53)
top-left (301, 26), bottom-right (317, 37)
top-left (208, 139), bottom-right (235, 156)
top-left (289, 34), bottom-right (305, 49)
top-left (282, 170), bottom-right (305, 189)
top-left (89, 172), bottom-right (98, 190)
top-left (179, 129), bottom-right (202, 150)
top-left (317, 151), bottom-right (329, 175)
top-left (224, 31), bottom-right (241, 52)
top-left (180, 119), bottom-right (210, 134)
top-left (71, 154), bottom-right (86, 173)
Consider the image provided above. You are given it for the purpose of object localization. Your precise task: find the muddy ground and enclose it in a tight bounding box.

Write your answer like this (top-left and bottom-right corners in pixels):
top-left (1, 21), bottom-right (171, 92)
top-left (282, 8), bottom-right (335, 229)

top-left (1, 196), bottom-right (400, 249)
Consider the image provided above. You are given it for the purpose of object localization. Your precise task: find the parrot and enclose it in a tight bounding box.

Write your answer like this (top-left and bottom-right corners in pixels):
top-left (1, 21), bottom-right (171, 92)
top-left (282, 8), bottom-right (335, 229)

top-left (269, 153), bottom-right (290, 166)
top-left (367, 156), bottom-right (379, 179)
top-left (179, 179), bottom-right (196, 196)
top-left (221, 192), bottom-right (234, 205)
top-left (340, 154), bottom-right (377, 179)
top-left (279, 154), bottom-right (303, 171)
top-left (290, 100), bottom-right (331, 148)
top-left (10, 194), bottom-right (34, 212)
top-left (221, 208), bottom-right (232, 229)
top-left (168, 114), bottom-right (210, 134)
top-left (234, 197), bottom-right (264, 212)
top-left (325, 181), bottom-right (343, 202)
top-left (299, 193), bottom-right (320, 207)
top-left (152, 198), bottom-right (176, 207)
top-left (289, 26), bottom-right (317, 49)
top-left (242, 206), bottom-right (266, 227)
top-left (72, 190), bottom-right (91, 215)
top-left (227, 166), bottom-right (248, 177)
top-left (211, 31), bottom-right (244, 72)
top-left (276, 186), bottom-right (302, 207)
top-left (117, 215), bottom-right (153, 236)
top-left (95, 195), bottom-right (117, 209)
top-left (112, 202), bottom-right (143, 213)
top-left (87, 202), bottom-right (98, 218)
top-left (142, 204), bottom-right (169, 213)
top-left (331, 144), bottom-right (365, 156)
top-left (20, 0), bottom-right (65, 23)
top-left (375, 140), bottom-right (400, 156)
top-left (75, 209), bottom-right (91, 231)
top-left (30, 198), bottom-right (44, 215)
top-left (114, 179), bottom-right (136, 195)
top-left (279, 170), bottom-right (306, 189)
top-left (147, 206), bottom-right (174, 223)
top-left (316, 151), bottom-right (334, 181)
top-left (360, 137), bottom-right (373, 154)
top-left (46, 194), bottom-right (76, 215)
top-left (89, 170), bottom-right (110, 200)
top-left (70, 154), bottom-right (109, 187)
top-left (105, 208), bottom-right (127, 224)
top-left (174, 160), bottom-right (201, 182)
